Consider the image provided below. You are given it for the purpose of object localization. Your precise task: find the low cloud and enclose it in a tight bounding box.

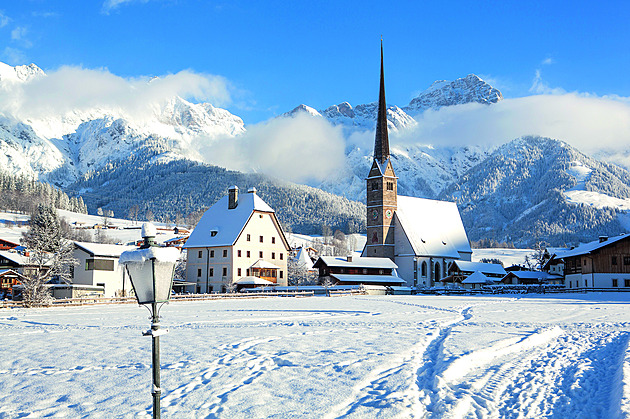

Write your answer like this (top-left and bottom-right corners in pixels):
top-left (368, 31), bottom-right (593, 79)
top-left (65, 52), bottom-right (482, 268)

top-left (395, 93), bottom-right (630, 157)
top-left (0, 65), bottom-right (232, 121)
top-left (102, 0), bottom-right (150, 14)
top-left (196, 113), bottom-right (346, 183)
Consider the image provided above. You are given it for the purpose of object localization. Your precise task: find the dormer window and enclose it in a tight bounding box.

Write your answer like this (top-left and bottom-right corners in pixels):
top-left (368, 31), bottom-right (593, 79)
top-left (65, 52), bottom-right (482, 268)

top-left (211, 230), bottom-right (218, 237)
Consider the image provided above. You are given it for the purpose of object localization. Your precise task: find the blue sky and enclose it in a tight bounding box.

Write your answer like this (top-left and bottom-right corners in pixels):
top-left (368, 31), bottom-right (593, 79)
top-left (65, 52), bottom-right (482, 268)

top-left (1, 1), bottom-right (629, 124)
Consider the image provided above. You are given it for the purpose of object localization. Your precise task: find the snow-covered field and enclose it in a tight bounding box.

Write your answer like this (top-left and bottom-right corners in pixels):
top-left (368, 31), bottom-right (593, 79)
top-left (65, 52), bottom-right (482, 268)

top-left (1, 294), bottom-right (629, 418)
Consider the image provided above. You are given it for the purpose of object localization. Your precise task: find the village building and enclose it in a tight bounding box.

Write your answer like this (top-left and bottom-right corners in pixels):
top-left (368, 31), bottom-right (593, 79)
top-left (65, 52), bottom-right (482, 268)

top-left (183, 186), bottom-right (291, 293)
top-left (501, 271), bottom-right (563, 286)
top-left (0, 269), bottom-right (26, 298)
top-left (360, 42), bottom-right (472, 288)
top-left (551, 234), bottom-right (630, 289)
top-left (72, 242), bottom-right (137, 297)
top-left (442, 261), bottom-right (506, 287)
top-left (313, 255), bottom-right (405, 287)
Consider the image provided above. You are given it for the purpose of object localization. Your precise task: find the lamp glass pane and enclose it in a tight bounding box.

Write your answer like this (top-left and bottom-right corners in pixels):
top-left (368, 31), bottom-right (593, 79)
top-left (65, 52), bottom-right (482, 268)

top-left (126, 261), bottom-right (155, 305)
top-left (153, 260), bottom-right (176, 302)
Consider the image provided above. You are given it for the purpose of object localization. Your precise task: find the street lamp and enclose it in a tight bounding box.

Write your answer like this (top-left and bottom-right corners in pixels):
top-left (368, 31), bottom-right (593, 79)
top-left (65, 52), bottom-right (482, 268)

top-left (120, 223), bottom-right (180, 419)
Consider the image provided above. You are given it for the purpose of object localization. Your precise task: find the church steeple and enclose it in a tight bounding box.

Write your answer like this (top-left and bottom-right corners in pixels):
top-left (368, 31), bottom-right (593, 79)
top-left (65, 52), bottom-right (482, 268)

top-left (374, 40), bottom-right (390, 165)
top-left (365, 41), bottom-right (397, 261)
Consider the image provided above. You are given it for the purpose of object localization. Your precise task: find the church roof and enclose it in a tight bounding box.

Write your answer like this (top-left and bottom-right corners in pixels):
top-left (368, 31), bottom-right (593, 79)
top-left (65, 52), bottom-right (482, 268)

top-left (331, 273), bottom-right (405, 285)
top-left (374, 41), bottom-right (390, 165)
top-left (395, 196), bottom-right (472, 258)
top-left (314, 256), bottom-right (398, 269)
top-left (183, 190), bottom-right (277, 248)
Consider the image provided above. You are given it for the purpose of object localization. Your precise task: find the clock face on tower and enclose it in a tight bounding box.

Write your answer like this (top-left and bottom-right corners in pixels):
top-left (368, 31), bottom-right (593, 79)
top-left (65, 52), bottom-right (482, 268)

top-left (385, 209), bottom-right (393, 219)
top-left (372, 209), bottom-right (378, 220)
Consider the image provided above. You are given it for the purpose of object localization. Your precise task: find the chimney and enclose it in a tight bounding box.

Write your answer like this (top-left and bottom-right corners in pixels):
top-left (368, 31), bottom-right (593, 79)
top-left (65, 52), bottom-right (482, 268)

top-left (347, 255), bottom-right (353, 263)
top-left (247, 187), bottom-right (257, 194)
top-left (599, 235), bottom-right (608, 243)
top-left (228, 186), bottom-right (238, 209)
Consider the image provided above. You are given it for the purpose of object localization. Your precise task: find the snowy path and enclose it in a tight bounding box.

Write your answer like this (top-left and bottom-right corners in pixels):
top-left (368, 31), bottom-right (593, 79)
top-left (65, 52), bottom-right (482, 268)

top-left (0, 294), bottom-right (629, 418)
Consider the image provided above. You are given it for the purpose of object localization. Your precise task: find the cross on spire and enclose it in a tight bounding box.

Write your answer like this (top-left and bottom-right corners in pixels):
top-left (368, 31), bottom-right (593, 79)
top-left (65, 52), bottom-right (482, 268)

top-left (374, 40), bottom-right (390, 165)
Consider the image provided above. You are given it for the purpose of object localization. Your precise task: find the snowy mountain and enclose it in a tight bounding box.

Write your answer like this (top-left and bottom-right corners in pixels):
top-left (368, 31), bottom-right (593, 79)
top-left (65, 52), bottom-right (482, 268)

top-left (0, 63), bottom-right (245, 186)
top-left (404, 74), bottom-right (503, 114)
top-left (440, 136), bottom-right (630, 245)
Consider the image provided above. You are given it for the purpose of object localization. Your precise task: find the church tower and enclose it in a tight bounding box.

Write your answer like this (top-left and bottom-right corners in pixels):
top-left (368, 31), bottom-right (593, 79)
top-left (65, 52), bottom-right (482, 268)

top-left (366, 41), bottom-right (397, 260)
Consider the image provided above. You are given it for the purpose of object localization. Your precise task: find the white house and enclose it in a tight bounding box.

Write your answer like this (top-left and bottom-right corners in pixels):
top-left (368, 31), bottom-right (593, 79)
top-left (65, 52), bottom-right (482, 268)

top-left (183, 186), bottom-right (291, 293)
top-left (72, 242), bottom-right (137, 297)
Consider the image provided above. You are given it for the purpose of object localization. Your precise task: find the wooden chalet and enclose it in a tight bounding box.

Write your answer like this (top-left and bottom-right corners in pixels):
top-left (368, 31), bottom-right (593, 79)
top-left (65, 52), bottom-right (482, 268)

top-left (313, 255), bottom-right (405, 286)
top-left (0, 269), bottom-right (26, 298)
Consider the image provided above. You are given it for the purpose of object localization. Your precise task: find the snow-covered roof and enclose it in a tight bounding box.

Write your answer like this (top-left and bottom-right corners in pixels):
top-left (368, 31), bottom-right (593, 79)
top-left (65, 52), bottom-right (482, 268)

top-left (461, 271), bottom-right (495, 284)
top-left (294, 247), bottom-right (313, 270)
top-left (315, 256), bottom-right (398, 269)
top-left (556, 234), bottom-right (629, 259)
top-left (0, 250), bottom-right (29, 265)
top-left (451, 261), bottom-right (506, 276)
top-left (234, 276), bottom-right (276, 285)
top-left (250, 260), bottom-right (281, 270)
top-left (74, 242), bottom-right (138, 258)
top-left (395, 196), bottom-right (471, 259)
top-left (504, 271), bottom-right (562, 281)
top-left (183, 190), bottom-right (276, 248)
top-left (331, 273), bottom-right (405, 284)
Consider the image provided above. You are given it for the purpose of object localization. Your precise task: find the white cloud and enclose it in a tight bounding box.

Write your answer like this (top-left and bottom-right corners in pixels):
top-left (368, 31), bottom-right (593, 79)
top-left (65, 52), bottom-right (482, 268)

top-left (102, 0), bottom-right (150, 14)
top-left (541, 57), bottom-right (554, 65)
top-left (529, 69), bottom-right (565, 95)
top-left (2, 47), bottom-right (27, 65)
top-left (0, 11), bottom-right (10, 28)
top-left (0, 65), bottom-right (232, 121)
top-left (396, 93), bottom-right (630, 158)
top-left (10, 26), bottom-right (32, 48)
top-left (196, 113), bottom-right (346, 183)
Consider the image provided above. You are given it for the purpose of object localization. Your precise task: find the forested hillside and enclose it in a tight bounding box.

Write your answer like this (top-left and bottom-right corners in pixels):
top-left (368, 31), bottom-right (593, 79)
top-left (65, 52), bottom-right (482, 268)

top-left (66, 155), bottom-right (366, 234)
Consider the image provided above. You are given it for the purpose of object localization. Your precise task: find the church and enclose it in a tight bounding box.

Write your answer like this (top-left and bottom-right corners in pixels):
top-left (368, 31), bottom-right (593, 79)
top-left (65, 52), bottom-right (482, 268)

top-left (361, 43), bottom-right (472, 288)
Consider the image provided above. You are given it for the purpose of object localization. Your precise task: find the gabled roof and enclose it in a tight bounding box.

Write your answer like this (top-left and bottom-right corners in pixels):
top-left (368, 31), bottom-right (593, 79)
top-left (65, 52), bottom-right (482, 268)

top-left (74, 242), bottom-right (137, 258)
top-left (462, 271), bottom-right (494, 284)
top-left (0, 250), bottom-right (29, 265)
top-left (450, 261), bottom-right (506, 276)
top-left (556, 234), bottom-right (629, 259)
top-left (314, 256), bottom-right (398, 269)
top-left (294, 247), bottom-right (314, 270)
top-left (183, 191), bottom-right (281, 249)
top-left (234, 276), bottom-right (276, 286)
top-left (395, 196), bottom-right (472, 259)
top-left (330, 273), bottom-right (405, 284)
top-left (503, 271), bottom-right (562, 281)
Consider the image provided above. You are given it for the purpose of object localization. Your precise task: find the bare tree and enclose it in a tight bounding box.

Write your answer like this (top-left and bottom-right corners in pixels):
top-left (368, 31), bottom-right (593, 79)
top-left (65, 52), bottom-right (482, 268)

top-left (21, 204), bottom-right (78, 307)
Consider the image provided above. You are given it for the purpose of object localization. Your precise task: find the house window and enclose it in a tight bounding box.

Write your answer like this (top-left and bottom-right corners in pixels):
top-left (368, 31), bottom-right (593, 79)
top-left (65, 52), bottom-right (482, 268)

top-left (583, 259), bottom-right (586, 266)
top-left (238, 250), bottom-right (241, 257)
top-left (247, 234), bottom-right (251, 241)
top-left (246, 269), bottom-right (250, 276)
top-left (280, 253), bottom-right (283, 260)
top-left (259, 251), bottom-right (263, 258)
top-left (387, 182), bottom-right (394, 191)
top-left (210, 250), bottom-right (215, 258)
top-left (222, 267), bottom-right (227, 277)
top-left (421, 262), bottom-right (427, 278)
top-left (209, 268), bottom-right (214, 276)
top-left (612, 256), bottom-right (617, 265)
top-left (272, 252), bottom-right (276, 259)
top-left (247, 251), bottom-right (251, 258)
top-left (625, 279), bottom-right (630, 287)
top-left (585, 280), bottom-right (588, 287)
top-left (197, 268), bottom-right (201, 277)
top-left (613, 278), bottom-right (618, 287)
top-left (280, 271), bottom-right (283, 279)
top-left (86, 259), bottom-right (114, 271)
top-left (624, 257), bottom-right (630, 265)
top-left (198, 250), bottom-right (202, 258)
top-left (259, 235), bottom-right (264, 243)
top-left (223, 249), bottom-right (228, 258)
top-left (238, 268), bottom-right (242, 276)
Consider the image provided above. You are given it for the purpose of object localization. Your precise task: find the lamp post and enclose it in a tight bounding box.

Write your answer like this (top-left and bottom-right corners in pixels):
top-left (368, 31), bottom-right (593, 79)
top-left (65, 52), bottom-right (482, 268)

top-left (120, 223), bottom-right (180, 419)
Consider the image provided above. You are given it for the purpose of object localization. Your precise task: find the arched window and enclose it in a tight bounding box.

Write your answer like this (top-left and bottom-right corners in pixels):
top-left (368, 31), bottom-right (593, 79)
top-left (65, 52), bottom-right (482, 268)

top-left (435, 262), bottom-right (441, 280)
top-left (421, 261), bottom-right (427, 277)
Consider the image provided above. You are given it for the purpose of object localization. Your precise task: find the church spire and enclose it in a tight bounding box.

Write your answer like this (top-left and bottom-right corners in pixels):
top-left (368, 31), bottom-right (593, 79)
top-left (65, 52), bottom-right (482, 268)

top-left (374, 40), bottom-right (390, 165)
